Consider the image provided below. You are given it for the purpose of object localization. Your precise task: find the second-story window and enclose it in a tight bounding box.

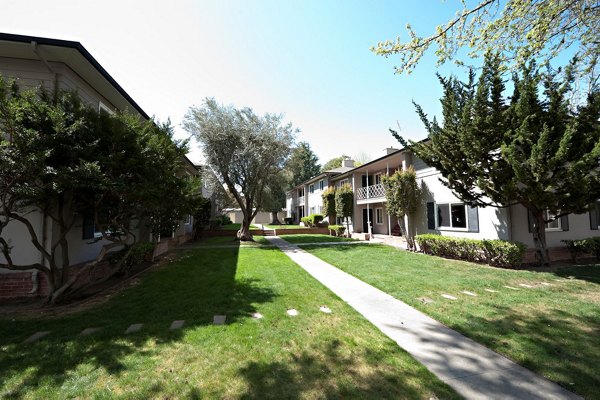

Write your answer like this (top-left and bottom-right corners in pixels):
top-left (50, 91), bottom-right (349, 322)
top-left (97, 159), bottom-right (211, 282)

top-left (309, 184), bottom-right (315, 194)
top-left (319, 180), bottom-right (324, 191)
top-left (375, 173), bottom-right (382, 185)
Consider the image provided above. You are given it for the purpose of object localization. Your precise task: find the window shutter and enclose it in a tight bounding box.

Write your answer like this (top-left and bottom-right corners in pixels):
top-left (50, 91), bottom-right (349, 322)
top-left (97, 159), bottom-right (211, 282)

top-left (560, 215), bottom-right (569, 231)
top-left (426, 202), bottom-right (435, 230)
top-left (82, 214), bottom-right (95, 240)
top-left (527, 210), bottom-right (535, 233)
top-left (590, 205), bottom-right (599, 230)
top-left (468, 206), bottom-right (479, 232)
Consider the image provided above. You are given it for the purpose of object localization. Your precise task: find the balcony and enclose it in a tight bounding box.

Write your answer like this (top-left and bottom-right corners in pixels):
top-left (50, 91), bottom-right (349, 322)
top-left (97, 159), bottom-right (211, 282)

top-left (297, 196), bottom-right (305, 206)
top-left (356, 183), bottom-right (385, 203)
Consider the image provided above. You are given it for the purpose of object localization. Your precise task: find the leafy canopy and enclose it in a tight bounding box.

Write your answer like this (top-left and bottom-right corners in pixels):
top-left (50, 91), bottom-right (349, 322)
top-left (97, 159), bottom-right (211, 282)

top-left (286, 142), bottom-right (321, 187)
top-left (373, 0), bottom-right (599, 86)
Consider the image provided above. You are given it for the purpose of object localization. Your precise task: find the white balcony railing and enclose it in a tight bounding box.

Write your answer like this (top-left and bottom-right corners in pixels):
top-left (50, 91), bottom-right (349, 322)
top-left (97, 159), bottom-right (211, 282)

top-left (297, 196), bottom-right (305, 205)
top-left (356, 183), bottom-right (385, 200)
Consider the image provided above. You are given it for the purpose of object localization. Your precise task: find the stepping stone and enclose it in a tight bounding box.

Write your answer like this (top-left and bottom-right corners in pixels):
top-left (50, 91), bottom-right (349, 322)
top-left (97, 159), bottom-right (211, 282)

top-left (125, 323), bottom-right (143, 334)
top-left (418, 297), bottom-right (435, 304)
top-left (169, 320), bottom-right (185, 330)
top-left (484, 288), bottom-right (497, 293)
top-left (251, 312), bottom-right (263, 319)
top-left (213, 315), bottom-right (226, 325)
top-left (518, 284), bottom-right (534, 288)
top-left (441, 294), bottom-right (457, 300)
top-left (503, 286), bottom-right (519, 290)
top-left (80, 327), bottom-right (101, 336)
top-left (540, 282), bottom-right (552, 286)
top-left (286, 309), bottom-right (299, 316)
top-left (461, 291), bottom-right (477, 297)
top-left (319, 306), bottom-right (332, 313)
top-left (23, 331), bottom-right (50, 343)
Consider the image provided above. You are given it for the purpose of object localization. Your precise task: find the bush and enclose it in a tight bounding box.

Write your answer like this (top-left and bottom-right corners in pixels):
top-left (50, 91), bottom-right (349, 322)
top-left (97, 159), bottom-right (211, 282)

top-left (108, 242), bottom-right (156, 271)
top-left (563, 237), bottom-right (600, 262)
top-left (208, 218), bottom-right (222, 230)
top-left (220, 215), bottom-right (232, 225)
top-left (284, 217), bottom-right (293, 225)
top-left (415, 234), bottom-right (526, 268)
top-left (301, 214), bottom-right (324, 227)
top-left (328, 224), bottom-right (346, 237)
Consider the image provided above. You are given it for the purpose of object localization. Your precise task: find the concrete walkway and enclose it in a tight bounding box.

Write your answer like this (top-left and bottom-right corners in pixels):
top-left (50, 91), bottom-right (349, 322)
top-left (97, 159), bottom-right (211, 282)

top-left (267, 236), bottom-right (580, 400)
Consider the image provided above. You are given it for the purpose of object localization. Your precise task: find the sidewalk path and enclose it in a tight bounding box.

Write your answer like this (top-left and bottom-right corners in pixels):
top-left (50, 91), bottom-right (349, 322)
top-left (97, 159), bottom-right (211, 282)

top-left (267, 237), bottom-right (580, 400)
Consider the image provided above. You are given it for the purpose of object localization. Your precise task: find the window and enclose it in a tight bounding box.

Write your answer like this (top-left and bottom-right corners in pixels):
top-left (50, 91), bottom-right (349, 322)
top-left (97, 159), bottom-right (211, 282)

top-left (317, 205), bottom-right (322, 214)
top-left (590, 201), bottom-right (600, 230)
top-left (184, 214), bottom-right (192, 225)
top-left (375, 208), bottom-right (384, 225)
top-left (374, 173), bottom-right (382, 185)
top-left (437, 203), bottom-right (467, 229)
top-left (298, 188), bottom-right (304, 197)
top-left (338, 179), bottom-right (348, 187)
top-left (544, 210), bottom-right (561, 230)
top-left (309, 184), bottom-right (315, 194)
top-left (319, 180), bottom-right (324, 191)
top-left (310, 206), bottom-right (315, 214)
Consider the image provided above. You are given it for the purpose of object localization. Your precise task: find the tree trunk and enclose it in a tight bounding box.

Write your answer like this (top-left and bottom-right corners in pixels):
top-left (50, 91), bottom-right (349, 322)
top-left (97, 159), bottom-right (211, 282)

top-left (398, 215), bottom-right (415, 251)
top-left (237, 212), bottom-right (254, 241)
top-left (345, 217), bottom-right (350, 238)
top-left (532, 209), bottom-right (550, 266)
top-left (271, 212), bottom-right (280, 225)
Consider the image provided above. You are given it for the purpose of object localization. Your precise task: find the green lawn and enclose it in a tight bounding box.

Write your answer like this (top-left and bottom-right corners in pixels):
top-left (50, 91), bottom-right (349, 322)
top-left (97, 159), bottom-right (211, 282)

top-left (264, 224), bottom-right (307, 229)
top-left (0, 246), bottom-right (458, 399)
top-left (303, 244), bottom-right (600, 399)
top-left (281, 234), bottom-right (358, 244)
top-left (194, 235), bottom-right (271, 246)
top-left (219, 223), bottom-right (260, 231)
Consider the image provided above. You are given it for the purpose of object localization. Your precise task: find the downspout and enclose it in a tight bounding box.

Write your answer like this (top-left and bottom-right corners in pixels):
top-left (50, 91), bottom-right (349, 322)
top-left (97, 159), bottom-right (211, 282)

top-left (31, 41), bottom-right (59, 96)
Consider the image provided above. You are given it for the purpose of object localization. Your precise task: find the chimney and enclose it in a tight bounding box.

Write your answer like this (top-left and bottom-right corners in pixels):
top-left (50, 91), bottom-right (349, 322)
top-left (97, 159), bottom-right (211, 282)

top-left (342, 158), bottom-right (355, 168)
top-left (385, 147), bottom-right (399, 155)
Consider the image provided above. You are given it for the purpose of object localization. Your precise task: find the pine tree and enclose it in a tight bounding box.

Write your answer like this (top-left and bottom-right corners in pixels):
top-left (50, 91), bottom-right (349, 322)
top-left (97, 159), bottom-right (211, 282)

top-left (401, 54), bottom-right (600, 265)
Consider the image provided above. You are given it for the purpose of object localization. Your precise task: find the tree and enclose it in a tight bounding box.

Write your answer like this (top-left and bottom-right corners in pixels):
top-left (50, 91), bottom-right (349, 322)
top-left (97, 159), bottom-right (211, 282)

top-left (286, 142), bottom-right (321, 187)
top-left (396, 54), bottom-right (600, 265)
top-left (381, 167), bottom-right (421, 251)
top-left (335, 184), bottom-right (354, 236)
top-left (260, 170), bottom-right (289, 224)
top-left (321, 187), bottom-right (336, 222)
top-left (183, 98), bottom-right (295, 241)
top-left (373, 0), bottom-right (599, 89)
top-left (0, 77), bottom-right (198, 303)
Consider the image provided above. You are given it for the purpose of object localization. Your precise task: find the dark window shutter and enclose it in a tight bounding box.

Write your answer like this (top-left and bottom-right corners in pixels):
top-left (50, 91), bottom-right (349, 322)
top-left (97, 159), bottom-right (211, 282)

top-left (82, 214), bottom-right (95, 240)
top-left (560, 215), bottom-right (569, 231)
top-left (527, 210), bottom-right (535, 233)
top-left (468, 206), bottom-right (479, 232)
top-left (590, 204), bottom-right (599, 230)
top-left (426, 202), bottom-right (435, 229)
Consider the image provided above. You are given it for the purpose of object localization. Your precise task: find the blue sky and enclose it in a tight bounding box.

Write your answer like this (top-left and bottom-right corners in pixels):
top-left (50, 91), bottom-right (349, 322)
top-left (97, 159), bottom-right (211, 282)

top-left (3, 0), bottom-right (472, 165)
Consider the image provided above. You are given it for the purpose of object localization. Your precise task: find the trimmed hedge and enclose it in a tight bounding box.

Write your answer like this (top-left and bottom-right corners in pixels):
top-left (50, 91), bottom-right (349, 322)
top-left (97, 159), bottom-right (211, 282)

top-left (415, 234), bottom-right (526, 268)
top-left (327, 224), bottom-right (346, 236)
top-left (562, 237), bottom-right (600, 262)
top-left (301, 213), bottom-right (324, 228)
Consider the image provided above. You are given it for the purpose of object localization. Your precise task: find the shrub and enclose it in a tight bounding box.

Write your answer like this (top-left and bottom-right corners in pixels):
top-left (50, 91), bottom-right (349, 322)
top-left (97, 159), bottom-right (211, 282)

top-left (108, 242), bottom-right (156, 271)
top-left (208, 218), bottom-right (222, 230)
top-left (563, 237), bottom-right (600, 261)
top-left (328, 224), bottom-right (346, 237)
top-left (300, 216), bottom-right (311, 227)
top-left (301, 214), bottom-right (324, 227)
top-left (220, 215), bottom-right (232, 225)
top-left (322, 188), bottom-right (336, 218)
top-left (415, 234), bottom-right (526, 268)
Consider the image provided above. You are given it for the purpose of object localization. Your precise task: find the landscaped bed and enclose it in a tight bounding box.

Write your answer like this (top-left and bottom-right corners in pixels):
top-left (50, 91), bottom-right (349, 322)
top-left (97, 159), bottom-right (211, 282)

top-left (303, 243), bottom-right (600, 399)
top-left (0, 246), bottom-right (458, 399)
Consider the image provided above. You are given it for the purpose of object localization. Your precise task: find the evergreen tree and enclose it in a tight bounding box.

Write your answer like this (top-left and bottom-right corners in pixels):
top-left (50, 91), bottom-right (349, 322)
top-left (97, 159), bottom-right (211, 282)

top-left (382, 167), bottom-right (421, 251)
top-left (286, 142), bottom-right (321, 187)
top-left (398, 54), bottom-right (600, 265)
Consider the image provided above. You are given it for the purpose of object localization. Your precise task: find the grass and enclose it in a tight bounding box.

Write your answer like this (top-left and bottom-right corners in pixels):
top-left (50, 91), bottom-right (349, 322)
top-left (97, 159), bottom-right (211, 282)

top-left (219, 223), bottom-right (259, 231)
top-left (0, 245), bottom-right (459, 399)
top-left (303, 244), bottom-right (600, 399)
top-left (264, 224), bottom-right (307, 229)
top-left (281, 234), bottom-right (358, 244)
top-left (193, 235), bottom-right (271, 246)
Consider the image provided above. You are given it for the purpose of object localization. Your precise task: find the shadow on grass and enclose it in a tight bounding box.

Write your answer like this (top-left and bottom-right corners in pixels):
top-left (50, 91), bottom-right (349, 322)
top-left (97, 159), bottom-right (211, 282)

top-left (0, 243), bottom-right (277, 398)
top-left (448, 303), bottom-right (599, 398)
top-left (238, 339), bottom-right (459, 400)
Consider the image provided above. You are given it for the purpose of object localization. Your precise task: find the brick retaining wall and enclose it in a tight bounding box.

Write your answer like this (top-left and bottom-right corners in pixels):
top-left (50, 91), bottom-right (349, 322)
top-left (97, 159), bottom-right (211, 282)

top-left (274, 228), bottom-right (330, 235)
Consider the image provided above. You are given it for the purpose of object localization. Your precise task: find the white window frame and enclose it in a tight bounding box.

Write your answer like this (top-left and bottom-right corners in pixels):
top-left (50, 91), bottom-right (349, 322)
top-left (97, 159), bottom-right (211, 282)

top-left (310, 206), bottom-right (315, 215)
top-left (338, 179), bottom-right (348, 187)
top-left (309, 184), bottom-right (315, 194)
top-left (319, 179), bottom-right (324, 191)
top-left (544, 210), bottom-right (562, 231)
top-left (374, 173), bottom-right (382, 185)
top-left (375, 208), bottom-right (384, 225)
top-left (436, 202), bottom-right (469, 231)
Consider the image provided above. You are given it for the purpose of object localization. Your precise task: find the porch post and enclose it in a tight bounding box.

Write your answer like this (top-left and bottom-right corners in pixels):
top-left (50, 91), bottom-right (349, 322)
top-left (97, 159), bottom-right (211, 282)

top-left (366, 170), bottom-right (372, 235)
top-left (386, 162), bottom-right (391, 235)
